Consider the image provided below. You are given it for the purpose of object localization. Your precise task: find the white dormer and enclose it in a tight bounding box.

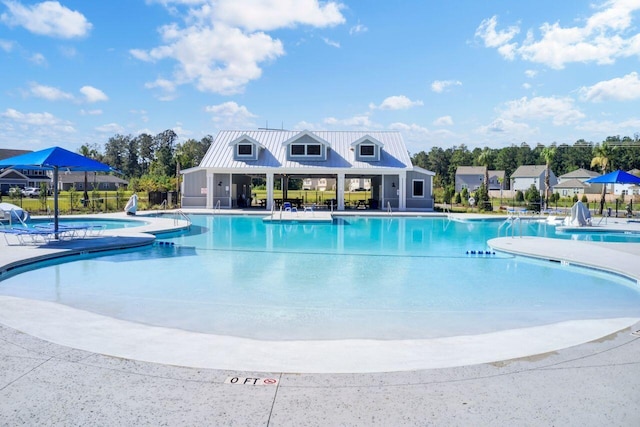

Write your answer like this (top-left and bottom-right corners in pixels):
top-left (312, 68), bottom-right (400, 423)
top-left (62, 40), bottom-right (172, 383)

top-left (228, 134), bottom-right (264, 161)
top-left (281, 130), bottom-right (331, 162)
top-left (351, 135), bottom-right (383, 162)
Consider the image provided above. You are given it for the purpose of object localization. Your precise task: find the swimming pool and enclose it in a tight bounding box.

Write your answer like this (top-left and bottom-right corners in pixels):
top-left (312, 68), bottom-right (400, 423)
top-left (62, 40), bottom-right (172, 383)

top-left (0, 215), bottom-right (639, 341)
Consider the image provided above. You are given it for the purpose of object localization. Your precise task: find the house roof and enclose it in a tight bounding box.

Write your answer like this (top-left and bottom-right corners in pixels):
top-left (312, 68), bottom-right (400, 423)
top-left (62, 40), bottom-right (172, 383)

top-left (559, 168), bottom-right (600, 179)
top-left (489, 170), bottom-right (505, 180)
top-left (456, 166), bottom-right (486, 175)
top-left (196, 130), bottom-right (415, 173)
top-left (554, 179), bottom-right (587, 189)
top-left (510, 165), bottom-right (548, 178)
top-left (0, 149), bottom-right (31, 161)
top-left (58, 172), bottom-right (128, 184)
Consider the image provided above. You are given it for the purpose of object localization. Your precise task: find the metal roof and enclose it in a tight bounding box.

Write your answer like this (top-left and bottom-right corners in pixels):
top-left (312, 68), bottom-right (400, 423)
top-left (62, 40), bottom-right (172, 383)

top-left (197, 130), bottom-right (414, 173)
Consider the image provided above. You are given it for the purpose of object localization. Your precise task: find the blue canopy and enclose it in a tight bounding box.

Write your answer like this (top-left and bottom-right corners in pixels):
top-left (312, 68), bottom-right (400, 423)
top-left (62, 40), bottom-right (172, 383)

top-left (585, 169), bottom-right (640, 184)
top-left (0, 146), bottom-right (114, 172)
top-left (0, 146), bottom-right (115, 237)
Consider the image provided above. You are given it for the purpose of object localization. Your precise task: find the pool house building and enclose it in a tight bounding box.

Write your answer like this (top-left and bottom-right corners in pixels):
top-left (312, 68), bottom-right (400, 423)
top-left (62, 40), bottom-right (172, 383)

top-left (181, 130), bottom-right (435, 211)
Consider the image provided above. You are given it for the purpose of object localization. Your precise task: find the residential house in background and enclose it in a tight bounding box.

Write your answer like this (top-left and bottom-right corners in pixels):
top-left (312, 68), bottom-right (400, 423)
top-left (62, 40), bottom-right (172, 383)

top-left (555, 168), bottom-right (601, 196)
top-left (613, 169), bottom-right (640, 196)
top-left (510, 165), bottom-right (557, 192)
top-left (0, 149), bottom-right (50, 195)
top-left (57, 172), bottom-right (128, 191)
top-left (455, 166), bottom-right (505, 193)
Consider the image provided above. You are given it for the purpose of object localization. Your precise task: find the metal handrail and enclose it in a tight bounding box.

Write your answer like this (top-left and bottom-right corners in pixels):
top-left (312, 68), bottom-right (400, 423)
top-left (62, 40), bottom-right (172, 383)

top-left (174, 209), bottom-right (191, 227)
top-left (213, 200), bottom-right (221, 214)
top-left (387, 201), bottom-right (392, 216)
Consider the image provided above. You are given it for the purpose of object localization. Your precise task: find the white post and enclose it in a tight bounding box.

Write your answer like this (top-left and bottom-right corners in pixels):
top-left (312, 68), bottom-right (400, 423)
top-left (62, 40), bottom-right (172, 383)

top-left (206, 172), bottom-right (214, 209)
top-left (266, 173), bottom-right (274, 210)
top-left (337, 173), bottom-right (345, 210)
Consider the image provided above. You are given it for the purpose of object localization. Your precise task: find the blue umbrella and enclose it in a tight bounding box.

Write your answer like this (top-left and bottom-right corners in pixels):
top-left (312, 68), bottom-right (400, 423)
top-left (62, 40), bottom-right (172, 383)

top-left (585, 169), bottom-right (640, 184)
top-left (0, 146), bottom-right (115, 237)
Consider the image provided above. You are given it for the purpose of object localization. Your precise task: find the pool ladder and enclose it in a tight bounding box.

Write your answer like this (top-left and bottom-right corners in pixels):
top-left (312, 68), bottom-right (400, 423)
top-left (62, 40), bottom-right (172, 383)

top-left (499, 216), bottom-right (523, 238)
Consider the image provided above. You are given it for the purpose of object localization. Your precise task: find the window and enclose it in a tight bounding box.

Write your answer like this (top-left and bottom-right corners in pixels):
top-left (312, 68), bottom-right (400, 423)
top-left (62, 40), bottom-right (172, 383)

top-left (307, 144), bottom-right (321, 155)
top-left (413, 180), bottom-right (424, 197)
top-left (359, 145), bottom-right (375, 156)
top-left (237, 144), bottom-right (253, 156)
top-left (291, 144), bottom-right (305, 155)
top-left (290, 143), bottom-right (322, 156)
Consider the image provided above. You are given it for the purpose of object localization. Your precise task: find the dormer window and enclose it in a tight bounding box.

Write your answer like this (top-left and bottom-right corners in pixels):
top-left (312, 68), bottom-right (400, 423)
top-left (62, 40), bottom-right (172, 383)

top-left (229, 134), bottom-right (263, 161)
top-left (237, 144), bottom-right (253, 156)
top-left (351, 135), bottom-right (383, 162)
top-left (282, 131), bottom-right (330, 161)
top-left (359, 144), bottom-right (375, 157)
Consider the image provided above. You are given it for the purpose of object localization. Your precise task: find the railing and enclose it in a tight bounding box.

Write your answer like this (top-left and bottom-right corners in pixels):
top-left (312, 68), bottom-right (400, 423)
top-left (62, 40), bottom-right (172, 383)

top-left (158, 199), bottom-right (167, 212)
top-left (174, 210), bottom-right (191, 227)
top-left (387, 201), bottom-right (392, 216)
top-left (213, 200), bottom-right (221, 214)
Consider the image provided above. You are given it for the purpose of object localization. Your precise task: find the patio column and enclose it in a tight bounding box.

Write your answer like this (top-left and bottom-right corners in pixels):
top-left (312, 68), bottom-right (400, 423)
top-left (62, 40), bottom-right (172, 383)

top-left (399, 172), bottom-right (406, 211)
top-left (266, 173), bottom-right (274, 210)
top-left (206, 172), bottom-right (214, 209)
top-left (337, 173), bottom-right (345, 210)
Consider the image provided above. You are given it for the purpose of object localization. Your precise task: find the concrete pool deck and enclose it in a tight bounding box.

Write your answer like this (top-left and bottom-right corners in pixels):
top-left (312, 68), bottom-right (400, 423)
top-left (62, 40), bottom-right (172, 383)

top-left (1, 211), bottom-right (639, 424)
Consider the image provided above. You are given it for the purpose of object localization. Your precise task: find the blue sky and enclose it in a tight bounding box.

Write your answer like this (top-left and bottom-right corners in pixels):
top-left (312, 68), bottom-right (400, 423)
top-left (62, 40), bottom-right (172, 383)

top-left (1, 0), bottom-right (640, 155)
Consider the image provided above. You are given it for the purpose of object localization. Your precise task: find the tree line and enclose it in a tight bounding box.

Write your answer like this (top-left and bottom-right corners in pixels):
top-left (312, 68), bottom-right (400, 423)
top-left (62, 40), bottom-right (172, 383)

top-left (410, 135), bottom-right (640, 190)
top-left (79, 130), bottom-right (212, 191)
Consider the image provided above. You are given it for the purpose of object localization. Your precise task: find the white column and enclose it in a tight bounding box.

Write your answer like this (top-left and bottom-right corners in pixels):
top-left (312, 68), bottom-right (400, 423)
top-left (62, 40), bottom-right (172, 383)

top-left (266, 173), bottom-right (274, 210)
top-left (337, 173), bottom-right (345, 210)
top-left (206, 172), bottom-right (214, 209)
top-left (399, 172), bottom-right (407, 211)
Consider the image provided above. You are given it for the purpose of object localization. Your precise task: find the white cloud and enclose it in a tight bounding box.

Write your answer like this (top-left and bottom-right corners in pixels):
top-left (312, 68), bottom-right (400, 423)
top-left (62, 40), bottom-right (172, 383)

top-left (477, 118), bottom-right (532, 135)
top-left (2, 107), bottom-right (62, 126)
top-left (579, 72), bottom-right (640, 102)
top-left (433, 116), bottom-right (453, 126)
top-left (349, 23), bottom-right (367, 35)
top-left (144, 78), bottom-right (178, 101)
top-left (209, 0), bottom-right (345, 32)
top-left (322, 37), bottom-right (340, 48)
top-left (475, 15), bottom-right (519, 48)
top-left (389, 122), bottom-right (456, 153)
top-left (369, 95), bottom-right (423, 110)
top-left (133, 23), bottom-right (284, 95)
top-left (577, 117), bottom-right (640, 133)
top-left (0, 38), bottom-right (15, 52)
top-left (477, 2), bottom-right (640, 69)
top-left (499, 96), bottom-right (585, 126)
top-left (79, 109), bottom-right (102, 116)
top-left (133, 0), bottom-right (346, 95)
top-left (95, 123), bottom-right (124, 133)
top-left (205, 101), bottom-right (257, 127)
top-left (28, 82), bottom-right (73, 101)
top-left (524, 69), bottom-right (538, 78)
top-left (431, 79), bottom-right (462, 93)
top-left (323, 115), bottom-right (376, 128)
top-left (80, 86), bottom-right (108, 103)
top-left (29, 52), bottom-right (46, 65)
top-left (0, 0), bottom-right (92, 38)
top-left (522, 83), bottom-right (532, 90)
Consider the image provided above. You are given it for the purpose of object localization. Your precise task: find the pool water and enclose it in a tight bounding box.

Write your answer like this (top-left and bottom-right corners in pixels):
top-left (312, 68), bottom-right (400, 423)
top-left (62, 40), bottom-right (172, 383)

top-left (1, 215), bottom-right (639, 340)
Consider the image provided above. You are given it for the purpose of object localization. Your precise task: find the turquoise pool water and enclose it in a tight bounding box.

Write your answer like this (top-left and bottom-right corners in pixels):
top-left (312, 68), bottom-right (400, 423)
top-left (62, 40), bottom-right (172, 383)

top-left (26, 218), bottom-right (148, 230)
top-left (1, 215), bottom-right (639, 340)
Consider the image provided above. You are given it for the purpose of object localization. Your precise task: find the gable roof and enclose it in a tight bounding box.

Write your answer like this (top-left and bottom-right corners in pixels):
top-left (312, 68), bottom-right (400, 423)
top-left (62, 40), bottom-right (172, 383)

top-left (510, 165), bottom-right (548, 178)
top-left (0, 149), bottom-right (31, 161)
top-left (456, 166), bottom-right (486, 175)
top-left (559, 168), bottom-right (600, 179)
top-left (554, 179), bottom-right (587, 189)
top-left (196, 130), bottom-right (413, 172)
top-left (489, 170), bottom-right (505, 180)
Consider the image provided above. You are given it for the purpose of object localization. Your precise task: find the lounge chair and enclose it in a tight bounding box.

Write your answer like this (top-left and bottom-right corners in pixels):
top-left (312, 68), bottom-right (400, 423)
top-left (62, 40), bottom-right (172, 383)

top-left (0, 227), bottom-right (55, 245)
